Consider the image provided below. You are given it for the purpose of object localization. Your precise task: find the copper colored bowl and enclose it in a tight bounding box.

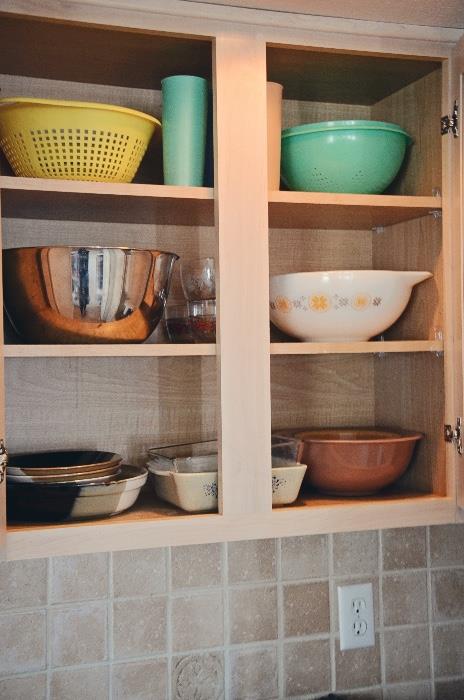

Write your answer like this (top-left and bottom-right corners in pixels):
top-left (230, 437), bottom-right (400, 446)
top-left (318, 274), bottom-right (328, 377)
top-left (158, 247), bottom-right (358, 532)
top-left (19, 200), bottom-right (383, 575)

top-left (293, 428), bottom-right (423, 496)
top-left (3, 246), bottom-right (178, 344)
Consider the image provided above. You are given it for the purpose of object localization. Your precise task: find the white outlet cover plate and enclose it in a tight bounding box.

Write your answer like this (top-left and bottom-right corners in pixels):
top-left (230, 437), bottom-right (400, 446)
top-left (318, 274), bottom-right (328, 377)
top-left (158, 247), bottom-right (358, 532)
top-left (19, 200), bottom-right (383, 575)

top-left (337, 582), bottom-right (375, 650)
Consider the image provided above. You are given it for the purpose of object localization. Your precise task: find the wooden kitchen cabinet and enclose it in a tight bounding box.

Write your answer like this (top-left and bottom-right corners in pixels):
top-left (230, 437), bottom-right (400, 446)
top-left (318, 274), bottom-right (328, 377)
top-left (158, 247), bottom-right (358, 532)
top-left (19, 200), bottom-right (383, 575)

top-left (0, 0), bottom-right (462, 560)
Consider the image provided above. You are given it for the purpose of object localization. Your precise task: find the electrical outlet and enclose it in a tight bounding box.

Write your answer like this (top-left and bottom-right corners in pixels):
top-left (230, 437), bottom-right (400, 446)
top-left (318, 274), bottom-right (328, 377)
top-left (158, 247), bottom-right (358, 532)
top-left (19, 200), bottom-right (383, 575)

top-left (337, 582), bottom-right (375, 651)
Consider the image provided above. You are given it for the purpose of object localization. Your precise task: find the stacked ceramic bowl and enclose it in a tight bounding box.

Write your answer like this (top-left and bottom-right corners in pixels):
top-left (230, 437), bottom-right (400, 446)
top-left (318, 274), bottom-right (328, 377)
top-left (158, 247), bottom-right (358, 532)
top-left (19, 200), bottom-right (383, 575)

top-left (164, 257), bottom-right (216, 343)
top-left (146, 436), bottom-right (307, 512)
top-left (7, 450), bottom-right (148, 521)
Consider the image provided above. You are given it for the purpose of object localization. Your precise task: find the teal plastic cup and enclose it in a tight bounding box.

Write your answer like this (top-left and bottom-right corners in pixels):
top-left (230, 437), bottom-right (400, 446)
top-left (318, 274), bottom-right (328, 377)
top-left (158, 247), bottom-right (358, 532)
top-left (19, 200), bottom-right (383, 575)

top-left (161, 75), bottom-right (208, 186)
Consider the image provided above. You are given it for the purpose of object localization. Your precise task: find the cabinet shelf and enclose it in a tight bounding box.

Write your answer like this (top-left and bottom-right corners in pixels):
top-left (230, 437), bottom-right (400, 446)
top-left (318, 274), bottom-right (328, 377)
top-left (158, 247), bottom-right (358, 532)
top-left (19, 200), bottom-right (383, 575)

top-left (268, 191), bottom-right (441, 230)
top-left (5, 492), bottom-right (455, 561)
top-left (5, 341), bottom-right (441, 358)
top-left (0, 177), bottom-right (215, 225)
top-left (4, 344), bottom-right (216, 358)
top-left (270, 340), bottom-right (444, 355)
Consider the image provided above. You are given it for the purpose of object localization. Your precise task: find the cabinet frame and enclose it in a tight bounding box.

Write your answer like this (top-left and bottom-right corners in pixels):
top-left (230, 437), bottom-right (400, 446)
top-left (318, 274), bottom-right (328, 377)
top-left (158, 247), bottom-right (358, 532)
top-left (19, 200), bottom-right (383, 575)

top-left (0, 0), bottom-right (462, 561)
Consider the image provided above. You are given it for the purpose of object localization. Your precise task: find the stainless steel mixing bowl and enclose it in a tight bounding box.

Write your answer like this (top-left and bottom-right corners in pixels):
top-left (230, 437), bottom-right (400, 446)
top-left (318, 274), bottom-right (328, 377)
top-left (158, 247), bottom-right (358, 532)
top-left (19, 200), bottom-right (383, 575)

top-left (3, 246), bottom-right (179, 343)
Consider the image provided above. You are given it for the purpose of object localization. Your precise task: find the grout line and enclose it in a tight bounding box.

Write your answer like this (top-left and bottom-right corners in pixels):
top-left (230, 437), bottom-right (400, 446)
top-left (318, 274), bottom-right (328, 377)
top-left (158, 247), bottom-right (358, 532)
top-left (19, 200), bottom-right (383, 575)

top-left (328, 532), bottom-right (336, 694)
top-left (276, 538), bottom-right (284, 700)
top-left (107, 552), bottom-right (114, 700)
top-left (283, 687), bottom-right (383, 700)
top-left (46, 557), bottom-right (52, 700)
top-left (223, 541), bottom-right (230, 700)
top-left (379, 529), bottom-right (386, 692)
top-left (426, 526), bottom-right (436, 700)
top-left (166, 546), bottom-right (173, 700)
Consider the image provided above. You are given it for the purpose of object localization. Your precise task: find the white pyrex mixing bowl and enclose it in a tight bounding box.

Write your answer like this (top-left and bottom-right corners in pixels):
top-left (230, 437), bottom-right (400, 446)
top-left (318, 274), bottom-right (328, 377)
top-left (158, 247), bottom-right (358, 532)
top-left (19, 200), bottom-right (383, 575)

top-left (269, 270), bottom-right (432, 342)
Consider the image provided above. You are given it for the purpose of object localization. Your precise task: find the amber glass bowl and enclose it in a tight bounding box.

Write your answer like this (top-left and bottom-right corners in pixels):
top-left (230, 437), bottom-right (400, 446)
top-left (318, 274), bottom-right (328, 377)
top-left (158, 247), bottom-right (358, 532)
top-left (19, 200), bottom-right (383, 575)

top-left (293, 428), bottom-right (423, 496)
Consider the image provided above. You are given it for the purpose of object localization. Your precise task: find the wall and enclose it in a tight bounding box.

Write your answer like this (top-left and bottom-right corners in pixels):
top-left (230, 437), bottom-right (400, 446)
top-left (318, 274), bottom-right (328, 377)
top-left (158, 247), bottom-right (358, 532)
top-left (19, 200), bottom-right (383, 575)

top-left (0, 524), bottom-right (463, 700)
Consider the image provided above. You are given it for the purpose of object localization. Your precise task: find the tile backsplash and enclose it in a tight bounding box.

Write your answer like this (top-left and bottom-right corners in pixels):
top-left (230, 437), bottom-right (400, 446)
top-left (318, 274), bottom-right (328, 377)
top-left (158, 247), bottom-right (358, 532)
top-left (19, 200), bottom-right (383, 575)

top-left (1, 524), bottom-right (463, 700)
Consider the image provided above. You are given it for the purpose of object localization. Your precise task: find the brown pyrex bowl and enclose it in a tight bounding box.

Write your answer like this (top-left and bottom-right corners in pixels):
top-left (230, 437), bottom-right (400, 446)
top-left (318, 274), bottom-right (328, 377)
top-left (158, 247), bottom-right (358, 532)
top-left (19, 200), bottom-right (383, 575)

top-left (293, 428), bottom-right (423, 496)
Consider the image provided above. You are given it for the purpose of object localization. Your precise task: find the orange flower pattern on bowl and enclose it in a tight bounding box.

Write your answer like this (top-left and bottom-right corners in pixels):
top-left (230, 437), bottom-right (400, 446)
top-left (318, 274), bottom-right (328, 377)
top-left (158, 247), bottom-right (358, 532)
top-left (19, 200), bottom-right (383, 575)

top-left (274, 295), bottom-right (292, 313)
top-left (309, 294), bottom-right (331, 312)
top-left (270, 293), bottom-right (383, 312)
top-left (351, 294), bottom-right (371, 311)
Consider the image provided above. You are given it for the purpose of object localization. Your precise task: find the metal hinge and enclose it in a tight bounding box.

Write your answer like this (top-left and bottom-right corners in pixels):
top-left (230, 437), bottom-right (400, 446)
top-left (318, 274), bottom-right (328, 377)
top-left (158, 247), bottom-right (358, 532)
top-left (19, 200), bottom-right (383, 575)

top-left (444, 417), bottom-right (463, 455)
top-left (441, 100), bottom-right (458, 137)
top-left (0, 439), bottom-right (7, 483)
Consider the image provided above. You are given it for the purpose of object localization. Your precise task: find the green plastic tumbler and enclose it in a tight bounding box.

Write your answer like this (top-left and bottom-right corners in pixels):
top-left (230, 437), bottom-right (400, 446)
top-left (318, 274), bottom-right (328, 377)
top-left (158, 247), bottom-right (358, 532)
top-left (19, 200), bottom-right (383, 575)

top-left (161, 75), bottom-right (208, 186)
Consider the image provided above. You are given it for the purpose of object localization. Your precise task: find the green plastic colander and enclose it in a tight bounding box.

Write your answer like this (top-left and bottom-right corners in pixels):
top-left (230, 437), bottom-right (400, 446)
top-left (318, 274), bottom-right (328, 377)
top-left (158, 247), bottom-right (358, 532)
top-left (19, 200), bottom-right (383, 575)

top-left (280, 120), bottom-right (412, 194)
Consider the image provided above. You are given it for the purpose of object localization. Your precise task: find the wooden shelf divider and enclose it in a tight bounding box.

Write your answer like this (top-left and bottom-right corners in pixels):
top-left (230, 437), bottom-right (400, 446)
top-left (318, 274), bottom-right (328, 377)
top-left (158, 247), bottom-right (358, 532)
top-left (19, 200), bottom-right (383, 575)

top-left (269, 191), bottom-right (441, 229)
top-left (5, 341), bottom-right (442, 359)
top-left (270, 340), bottom-right (444, 355)
top-left (0, 177), bottom-right (215, 225)
top-left (4, 344), bottom-right (216, 358)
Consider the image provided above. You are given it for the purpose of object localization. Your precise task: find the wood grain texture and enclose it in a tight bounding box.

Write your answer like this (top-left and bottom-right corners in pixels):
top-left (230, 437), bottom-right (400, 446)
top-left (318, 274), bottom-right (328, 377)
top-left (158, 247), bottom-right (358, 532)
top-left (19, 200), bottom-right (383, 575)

top-left (373, 215), bottom-right (443, 340)
top-left (269, 227), bottom-right (372, 275)
top-left (5, 356), bottom-right (217, 464)
top-left (0, 14), bottom-right (212, 89)
top-left (6, 493), bottom-right (456, 561)
top-left (271, 354), bottom-right (375, 431)
top-left (269, 192), bottom-right (441, 230)
top-left (0, 177), bottom-right (215, 226)
top-left (374, 353), bottom-right (445, 494)
top-left (270, 340), bottom-right (444, 355)
top-left (281, 97), bottom-right (370, 128)
top-left (4, 345), bottom-right (216, 357)
top-left (214, 35), bottom-right (272, 515)
top-left (445, 37), bottom-right (464, 510)
top-left (0, 197), bottom-right (5, 556)
top-left (1, 190), bottom-right (214, 226)
top-left (371, 68), bottom-right (442, 196)
top-left (267, 45), bottom-right (441, 104)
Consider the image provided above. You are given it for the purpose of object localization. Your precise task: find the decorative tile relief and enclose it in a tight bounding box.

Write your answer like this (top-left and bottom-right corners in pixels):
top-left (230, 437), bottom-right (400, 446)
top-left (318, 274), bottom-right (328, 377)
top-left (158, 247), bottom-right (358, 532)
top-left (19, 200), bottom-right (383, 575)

top-left (172, 653), bottom-right (224, 700)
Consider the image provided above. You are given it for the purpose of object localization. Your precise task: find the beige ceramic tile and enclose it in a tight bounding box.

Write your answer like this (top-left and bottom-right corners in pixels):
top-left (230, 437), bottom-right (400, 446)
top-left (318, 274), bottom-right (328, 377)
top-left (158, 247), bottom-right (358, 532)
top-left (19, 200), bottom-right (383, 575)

top-left (112, 658), bottom-right (168, 700)
top-left (0, 673), bottom-right (47, 700)
top-left (113, 597), bottom-right (167, 659)
top-left (432, 570), bottom-right (464, 621)
top-left (382, 571), bottom-right (428, 626)
top-left (172, 591), bottom-right (224, 652)
top-left (112, 548), bottom-right (166, 597)
top-left (384, 626), bottom-right (431, 683)
top-left (50, 553), bottom-right (108, 603)
top-left (383, 683), bottom-right (432, 700)
top-left (50, 602), bottom-right (107, 667)
top-left (430, 524), bottom-right (464, 567)
top-left (228, 539), bottom-right (276, 583)
top-left (281, 534), bottom-right (329, 581)
top-left (0, 611), bottom-right (46, 675)
top-left (433, 622), bottom-right (464, 677)
top-left (284, 638), bottom-right (330, 697)
top-left (382, 527), bottom-right (427, 570)
top-left (333, 531), bottom-right (379, 576)
top-left (171, 543), bottom-right (223, 590)
top-left (435, 679), bottom-right (464, 700)
top-left (50, 666), bottom-right (109, 700)
top-left (230, 646), bottom-right (278, 700)
top-left (0, 559), bottom-right (47, 611)
top-left (335, 636), bottom-right (381, 690)
top-left (332, 576), bottom-right (380, 633)
top-left (283, 582), bottom-right (330, 637)
top-left (229, 586), bottom-right (278, 645)
top-left (172, 652), bottom-right (224, 700)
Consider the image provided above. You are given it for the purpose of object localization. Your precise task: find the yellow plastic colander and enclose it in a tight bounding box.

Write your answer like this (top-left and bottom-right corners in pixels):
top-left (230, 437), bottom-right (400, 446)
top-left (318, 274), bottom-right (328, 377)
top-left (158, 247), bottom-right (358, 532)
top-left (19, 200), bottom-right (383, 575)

top-left (0, 97), bottom-right (161, 182)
